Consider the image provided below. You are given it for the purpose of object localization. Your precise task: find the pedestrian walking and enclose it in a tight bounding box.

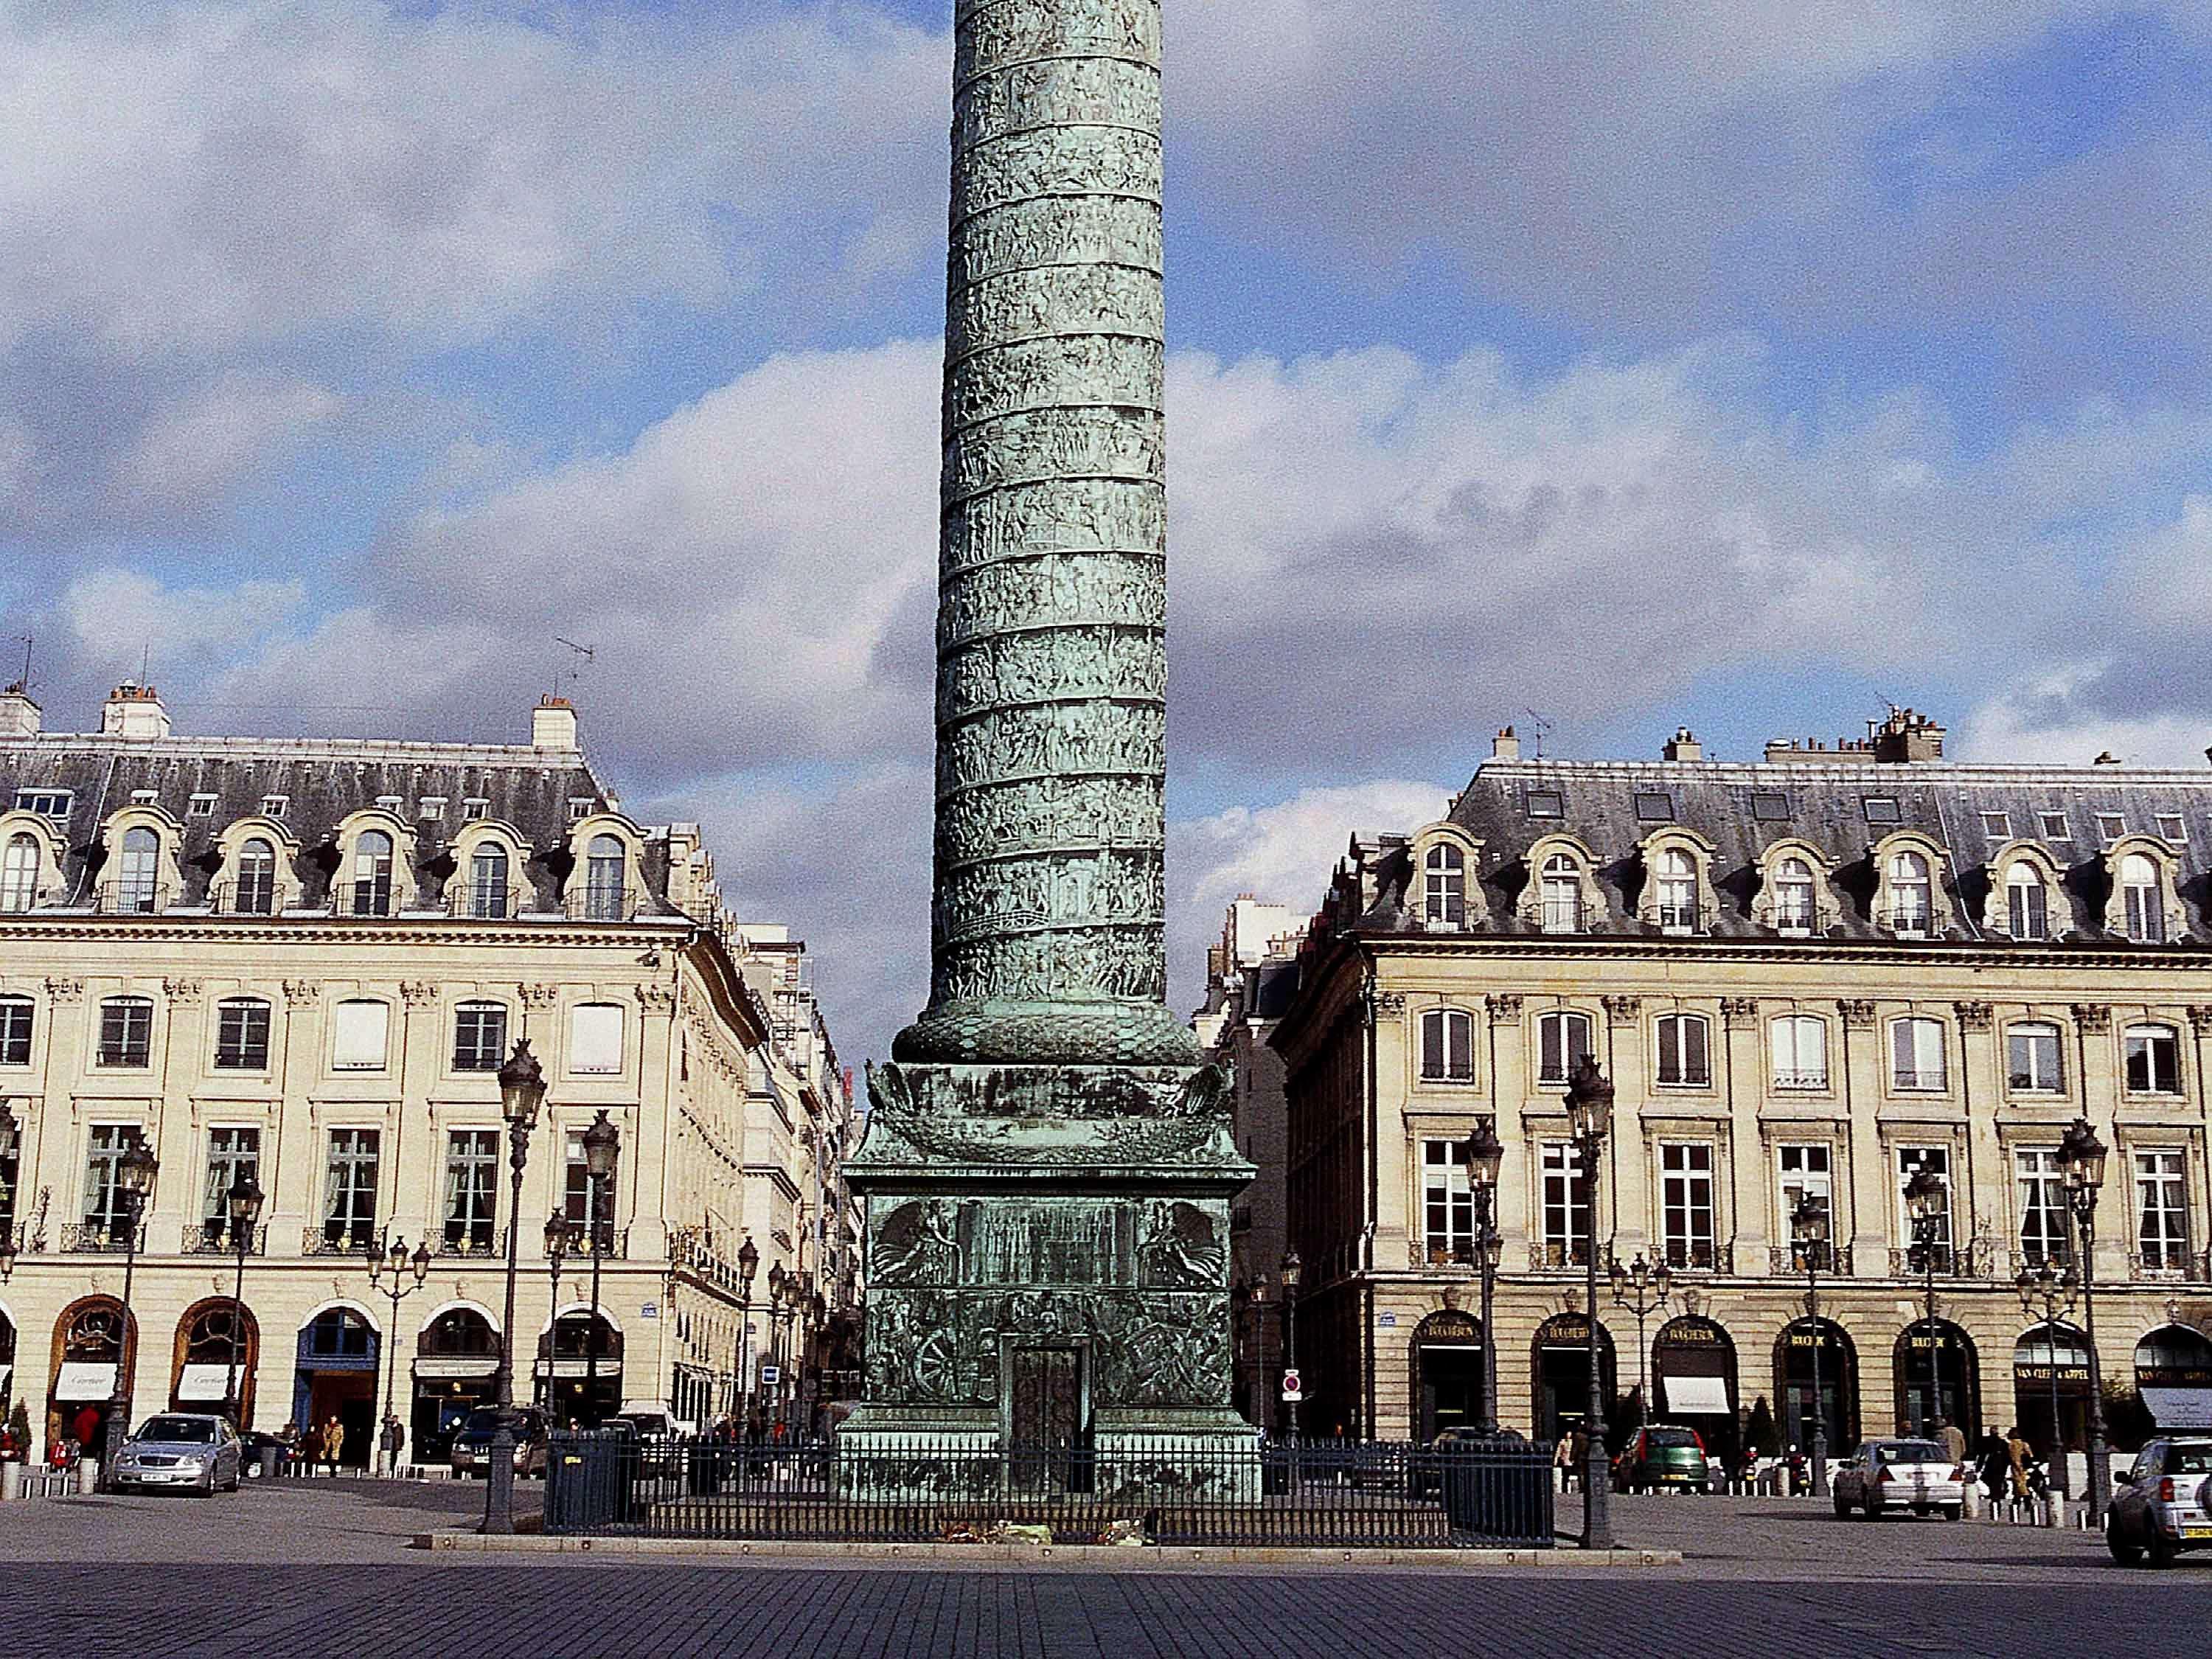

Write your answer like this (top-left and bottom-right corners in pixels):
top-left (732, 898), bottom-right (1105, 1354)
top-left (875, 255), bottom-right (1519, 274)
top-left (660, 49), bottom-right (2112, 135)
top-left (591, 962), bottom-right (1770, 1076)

top-left (1935, 1416), bottom-right (1966, 1468)
top-left (379, 1413), bottom-right (404, 1475)
top-left (1552, 1431), bottom-right (1576, 1492)
top-left (2005, 1426), bottom-right (2031, 1501)
top-left (1976, 1430), bottom-right (2008, 1502)
top-left (321, 1413), bottom-right (347, 1477)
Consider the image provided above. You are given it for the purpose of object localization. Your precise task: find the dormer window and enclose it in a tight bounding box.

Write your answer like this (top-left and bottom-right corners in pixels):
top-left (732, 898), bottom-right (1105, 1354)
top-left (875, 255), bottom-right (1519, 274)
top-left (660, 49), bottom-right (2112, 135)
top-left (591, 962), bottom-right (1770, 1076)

top-left (116, 827), bottom-right (161, 914)
top-left (2156, 814), bottom-right (2186, 843)
top-left (2006, 863), bottom-right (2049, 940)
top-left (350, 830), bottom-right (394, 917)
top-left (1, 833), bottom-right (39, 912)
top-left (1634, 793), bottom-right (1674, 824)
top-left (261, 795), bottom-right (289, 820)
top-left (470, 843), bottom-right (512, 919)
top-left (2121, 853), bottom-right (2165, 943)
top-left (188, 793), bottom-right (217, 818)
top-left (584, 834), bottom-right (627, 920)
top-left (1423, 844), bottom-right (1466, 927)
top-left (2097, 813), bottom-right (2125, 844)
top-left (1751, 793), bottom-right (1790, 823)
top-left (2039, 812), bottom-right (2070, 841)
top-left (1774, 858), bottom-right (1816, 933)
top-left (1655, 848), bottom-right (1697, 933)
top-left (1887, 850), bottom-right (1933, 936)
top-left (1863, 798), bottom-right (1901, 825)
top-left (1525, 790), bottom-right (1565, 821)
top-left (234, 838), bottom-right (278, 916)
top-left (1540, 854), bottom-right (1582, 934)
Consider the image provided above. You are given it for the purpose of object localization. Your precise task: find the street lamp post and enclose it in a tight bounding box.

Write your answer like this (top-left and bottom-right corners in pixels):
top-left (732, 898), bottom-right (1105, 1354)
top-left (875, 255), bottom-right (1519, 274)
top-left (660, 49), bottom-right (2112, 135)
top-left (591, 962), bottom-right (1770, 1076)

top-left (2014, 1256), bottom-right (2078, 1502)
top-left (481, 1040), bottom-right (546, 1537)
top-left (543, 1209), bottom-right (578, 1421)
top-left (767, 1263), bottom-right (787, 1430)
top-left (1279, 1248), bottom-right (1302, 1440)
top-left (580, 1110), bottom-right (621, 1427)
top-left (1465, 1119), bottom-right (1505, 1434)
top-left (0, 1104), bottom-right (18, 1272)
top-left (100, 1139), bottom-right (159, 1494)
top-left (1565, 1056), bottom-right (1615, 1548)
top-left (1608, 1253), bottom-right (1672, 1424)
top-left (734, 1237), bottom-right (759, 1425)
top-left (2059, 1117), bottom-right (2113, 1523)
top-left (366, 1234), bottom-right (432, 1475)
top-left (1903, 1167), bottom-right (1947, 1436)
top-left (1790, 1194), bottom-right (1832, 1498)
top-left (220, 1172), bottom-right (265, 1430)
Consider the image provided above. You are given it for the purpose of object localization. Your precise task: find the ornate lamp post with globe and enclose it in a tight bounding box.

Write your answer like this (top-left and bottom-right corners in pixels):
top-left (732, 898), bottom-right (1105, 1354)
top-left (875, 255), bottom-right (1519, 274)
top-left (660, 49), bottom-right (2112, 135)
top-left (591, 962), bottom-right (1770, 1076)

top-left (734, 1236), bottom-right (759, 1423)
top-left (481, 1040), bottom-right (546, 1536)
top-left (2058, 1117), bottom-right (2112, 1522)
top-left (1609, 1252), bottom-right (1672, 1425)
top-left (1464, 1119), bottom-right (1504, 1433)
top-left (1790, 1193), bottom-right (1832, 1498)
top-left (99, 1138), bottom-right (159, 1494)
top-left (220, 1169), bottom-right (265, 1430)
top-left (1564, 1056), bottom-right (1614, 1548)
top-left (1903, 1166), bottom-right (1947, 1436)
top-left (580, 1110), bottom-right (621, 1426)
top-left (367, 1234), bottom-right (431, 1474)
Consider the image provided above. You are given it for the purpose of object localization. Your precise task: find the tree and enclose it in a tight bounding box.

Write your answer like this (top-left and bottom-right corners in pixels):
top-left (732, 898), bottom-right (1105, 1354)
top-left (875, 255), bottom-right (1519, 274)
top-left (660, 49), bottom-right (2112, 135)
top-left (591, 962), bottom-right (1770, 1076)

top-left (1745, 1395), bottom-right (1781, 1459)
top-left (4, 1399), bottom-right (29, 1458)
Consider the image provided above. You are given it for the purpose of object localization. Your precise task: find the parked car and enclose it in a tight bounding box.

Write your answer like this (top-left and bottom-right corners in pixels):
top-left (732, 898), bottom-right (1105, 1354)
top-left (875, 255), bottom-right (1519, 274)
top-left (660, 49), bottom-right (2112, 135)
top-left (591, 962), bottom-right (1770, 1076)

top-left (1614, 1426), bottom-right (1711, 1494)
top-left (113, 1414), bottom-right (243, 1497)
top-left (450, 1408), bottom-right (549, 1480)
top-left (237, 1428), bottom-right (291, 1477)
top-left (2106, 1438), bottom-right (2212, 1568)
top-left (1832, 1439), bottom-right (1965, 1520)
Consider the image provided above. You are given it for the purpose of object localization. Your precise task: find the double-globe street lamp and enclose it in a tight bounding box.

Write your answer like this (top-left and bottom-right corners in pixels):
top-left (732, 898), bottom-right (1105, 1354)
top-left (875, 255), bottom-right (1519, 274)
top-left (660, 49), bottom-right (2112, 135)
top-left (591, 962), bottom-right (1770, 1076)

top-left (1564, 1056), bottom-right (1614, 1549)
top-left (2014, 1253), bottom-right (2079, 1503)
top-left (1463, 1119), bottom-right (1504, 1433)
top-left (1609, 1252), bottom-right (1672, 1428)
top-left (220, 1170), bottom-right (265, 1431)
top-left (100, 1139), bottom-right (159, 1494)
top-left (482, 1040), bottom-right (547, 1537)
top-left (1790, 1192), bottom-right (1833, 1498)
top-left (368, 1234), bottom-right (433, 1474)
top-left (1903, 1166), bottom-right (1947, 1437)
top-left (2058, 1116), bottom-right (2113, 1523)
top-left (580, 1110), bottom-right (621, 1427)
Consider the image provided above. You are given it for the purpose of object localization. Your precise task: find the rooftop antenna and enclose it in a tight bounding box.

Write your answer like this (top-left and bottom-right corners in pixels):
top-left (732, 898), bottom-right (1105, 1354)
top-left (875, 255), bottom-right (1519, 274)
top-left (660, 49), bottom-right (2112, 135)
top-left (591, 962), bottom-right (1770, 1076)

top-left (552, 636), bottom-right (597, 701)
top-left (9, 633), bottom-right (29, 693)
top-left (1521, 707), bottom-right (1555, 760)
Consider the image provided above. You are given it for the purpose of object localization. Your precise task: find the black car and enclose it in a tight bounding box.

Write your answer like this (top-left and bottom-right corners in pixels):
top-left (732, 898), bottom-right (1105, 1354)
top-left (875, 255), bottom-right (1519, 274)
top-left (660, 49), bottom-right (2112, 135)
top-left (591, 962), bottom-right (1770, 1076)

top-left (450, 1408), bottom-right (549, 1479)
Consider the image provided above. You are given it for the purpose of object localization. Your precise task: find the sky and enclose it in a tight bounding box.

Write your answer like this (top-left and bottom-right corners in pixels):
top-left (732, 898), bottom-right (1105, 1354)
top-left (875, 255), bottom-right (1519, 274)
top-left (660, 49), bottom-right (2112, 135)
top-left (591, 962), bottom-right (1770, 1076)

top-left (7, 1), bottom-right (2212, 1063)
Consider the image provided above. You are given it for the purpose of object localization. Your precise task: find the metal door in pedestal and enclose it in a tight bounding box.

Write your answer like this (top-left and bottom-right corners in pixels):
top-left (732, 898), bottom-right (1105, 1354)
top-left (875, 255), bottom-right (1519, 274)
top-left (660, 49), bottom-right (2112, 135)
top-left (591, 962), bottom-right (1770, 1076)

top-left (1009, 1346), bottom-right (1082, 1489)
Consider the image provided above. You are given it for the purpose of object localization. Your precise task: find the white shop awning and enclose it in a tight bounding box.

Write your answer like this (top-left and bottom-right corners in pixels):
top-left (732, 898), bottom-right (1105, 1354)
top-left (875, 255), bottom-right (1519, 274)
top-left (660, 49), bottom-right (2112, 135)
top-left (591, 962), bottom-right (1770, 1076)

top-left (535, 1360), bottom-right (625, 1380)
top-left (176, 1365), bottom-right (235, 1403)
top-left (55, 1362), bottom-right (117, 1400)
top-left (2141, 1385), bottom-right (2212, 1428)
top-left (414, 1358), bottom-right (500, 1380)
top-left (1663, 1375), bottom-right (1731, 1415)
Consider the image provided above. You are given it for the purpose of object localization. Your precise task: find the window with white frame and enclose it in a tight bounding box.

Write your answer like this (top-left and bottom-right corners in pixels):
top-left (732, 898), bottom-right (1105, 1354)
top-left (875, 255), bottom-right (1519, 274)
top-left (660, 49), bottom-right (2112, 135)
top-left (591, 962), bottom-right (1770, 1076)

top-left (1896, 1146), bottom-right (1954, 1262)
top-left (2039, 811), bottom-right (2070, 841)
top-left (1540, 854), bottom-right (1583, 934)
top-left (1419, 1007), bottom-right (1475, 1082)
top-left (584, 835), bottom-right (627, 919)
top-left (97, 996), bottom-right (153, 1068)
top-left (1537, 1009), bottom-right (1593, 1085)
top-left (1773, 857), bottom-right (1817, 931)
top-left (1655, 847), bottom-right (1697, 932)
top-left (2006, 863), bottom-right (2050, 939)
top-left (1660, 1142), bottom-right (1717, 1269)
top-left (1770, 1015), bottom-right (1829, 1090)
top-left (569, 1003), bottom-right (625, 1075)
top-left (0, 832), bottom-right (38, 911)
top-left (0, 995), bottom-right (32, 1066)
top-left (1889, 1017), bottom-right (1947, 1091)
top-left (1778, 1143), bottom-right (1831, 1223)
top-left (1655, 1012), bottom-right (1711, 1088)
top-left (2007, 1022), bottom-right (2065, 1093)
top-left (116, 826), bottom-right (161, 913)
top-left (2016, 1148), bottom-right (2069, 1267)
top-left (349, 830), bottom-right (394, 917)
top-left (469, 843), bottom-right (511, 919)
top-left (442, 1129), bottom-right (500, 1253)
top-left (2135, 1150), bottom-right (2191, 1271)
top-left (2121, 853), bottom-right (2166, 942)
top-left (1423, 844), bottom-right (1466, 927)
top-left (331, 1000), bottom-right (390, 1072)
top-left (2156, 814), bottom-right (2187, 844)
top-left (83, 1123), bottom-right (149, 1236)
top-left (200, 1127), bottom-right (260, 1248)
top-left (213, 998), bottom-right (272, 1070)
top-left (1887, 849), bottom-right (1933, 934)
top-left (1421, 1140), bottom-right (1475, 1262)
top-left (321, 1128), bottom-right (380, 1251)
top-left (2097, 813), bottom-right (2126, 845)
top-left (1539, 1141), bottom-right (1592, 1267)
top-left (2125, 1024), bottom-right (2183, 1095)
top-left (234, 838), bottom-right (278, 915)
top-left (452, 1001), bottom-right (508, 1072)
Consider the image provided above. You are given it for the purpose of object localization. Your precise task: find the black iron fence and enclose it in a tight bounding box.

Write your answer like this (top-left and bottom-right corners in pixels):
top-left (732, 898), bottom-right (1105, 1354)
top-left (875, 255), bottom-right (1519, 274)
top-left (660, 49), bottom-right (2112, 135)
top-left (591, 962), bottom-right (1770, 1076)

top-left (544, 1433), bottom-right (1554, 1549)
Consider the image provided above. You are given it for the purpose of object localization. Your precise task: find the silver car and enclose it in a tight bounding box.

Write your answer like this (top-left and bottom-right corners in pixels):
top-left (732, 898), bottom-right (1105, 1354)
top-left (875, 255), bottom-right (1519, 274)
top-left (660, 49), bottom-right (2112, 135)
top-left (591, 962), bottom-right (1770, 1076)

top-left (113, 1413), bottom-right (243, 1496)
top-left (2107, 1438), bottom-right (2212, 1568)
top-left (1832, 1438), bottom-right (1965, 1520)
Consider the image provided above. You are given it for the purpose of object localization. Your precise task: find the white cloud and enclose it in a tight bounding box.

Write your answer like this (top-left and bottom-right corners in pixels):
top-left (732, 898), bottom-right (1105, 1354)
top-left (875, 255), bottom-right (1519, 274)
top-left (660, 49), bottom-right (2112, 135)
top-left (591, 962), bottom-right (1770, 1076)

top-left (110, 372), bottom-right (341, 512)
top-left (60, 566), bottom-right (310, 681)
top-left (1957, 664), bottom-right (2212, 771)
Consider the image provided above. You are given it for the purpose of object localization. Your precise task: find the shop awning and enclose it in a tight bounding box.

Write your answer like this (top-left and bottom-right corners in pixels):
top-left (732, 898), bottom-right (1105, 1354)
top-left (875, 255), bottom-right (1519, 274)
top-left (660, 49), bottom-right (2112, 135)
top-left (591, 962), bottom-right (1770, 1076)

top-left (176, 1365), bottom-right (236, 1402)
top-left (2141, 1385), bottom-right (2212, 1428)
top-left (535, 1360), bottom-right (625, 1380)
top-left (1663, 1374), bottom-right (1731, 1415)
top-left (415, 1358), bottom-right (501, 1380)
top-left (55, 1362), bottom-right (117, 1400)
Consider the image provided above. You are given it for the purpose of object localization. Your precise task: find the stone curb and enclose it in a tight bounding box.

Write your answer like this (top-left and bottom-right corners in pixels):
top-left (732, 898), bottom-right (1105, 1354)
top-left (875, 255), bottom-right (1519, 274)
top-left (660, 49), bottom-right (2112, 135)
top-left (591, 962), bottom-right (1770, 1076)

top-left (412, 1533), bottom-right (1680, 1569)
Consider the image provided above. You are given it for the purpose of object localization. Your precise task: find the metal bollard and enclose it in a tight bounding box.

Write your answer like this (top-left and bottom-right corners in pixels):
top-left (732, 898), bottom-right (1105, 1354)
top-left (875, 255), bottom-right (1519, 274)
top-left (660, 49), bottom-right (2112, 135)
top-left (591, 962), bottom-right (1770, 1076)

top-left (77, 1458), bottom-right (100, 1495)
top-left (1, 1461), bottom-right (22, 1503)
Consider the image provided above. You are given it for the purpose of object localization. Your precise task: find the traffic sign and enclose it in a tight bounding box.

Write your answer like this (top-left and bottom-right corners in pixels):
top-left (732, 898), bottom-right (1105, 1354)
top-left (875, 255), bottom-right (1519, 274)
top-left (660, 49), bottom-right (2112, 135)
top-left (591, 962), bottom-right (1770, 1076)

top-left (760, 1365), bottom-right (782, 1387)
top-left (1281, 1369), bottom-right (1303, 1402)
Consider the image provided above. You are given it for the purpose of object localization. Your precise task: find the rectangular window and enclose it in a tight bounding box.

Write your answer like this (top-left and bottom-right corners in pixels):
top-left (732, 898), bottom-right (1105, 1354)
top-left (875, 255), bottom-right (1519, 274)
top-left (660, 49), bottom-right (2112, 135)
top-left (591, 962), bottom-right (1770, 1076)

top-left (2136, 1150), bottom-right (2191, 1271)
top-left (1540, 1141), bottom-right (1592, 1267)
top-left (1890, 1018), bottom-right (1947, 1091)
top-left (1897, 1146), bottom-right (1954, 1263)
top-left (568, 1004), bottom-right (625, 1075)
top-left (2126, 1026), bottom-right (2183, 1095)
top-left (462, 799), bottom-right (489, 821)
top-left (1525, 790), bottom-right (1565, 820)
top-left (214, 1000), bottom-right (271, 1070)
top-left (2097, 813), bottom-right (2126, 844)
top-left (442, 1130), bottom-right (500, 1253)
top-left (0, 998), bottom-right (32, 1066)
top-left (1537, 1012), bottom-right (1593, 1086)
top-left (1863, 798), bottom-right (1901, 824)
top-left (419, 798), bottom-right (447, 822)
top-left (2039, 812), bottom-right (2070, 841)
top-left (187, 793), bottom-right (217, 818)
top-left (1751, 792), bottom-right (1791, 823)
top-left (2016, 1149), bottom-right (2069, 1267)
top-left (1656, 1013), bottom-right (1711, 1087)
top-left (331, 1001), bottom-right (390, 1071)
top-left (261, 795), bottom-right (289, 820)
top-left (1660, 1143), bottom-right (1716, 1269)
top-left (1979, 812), bottom-right (2011, 838)
top-left (0, 1118), bottom-right (17, 1231)
top-left (1634, 792), bottom-right (1674, 823)
top-left (15, 790), bottom-right (72, 820)
top-left (1421, 1140), bottom-right (1475, 1263)
top-left (1420, 1008), bottom-right (1475, 1082)
top-left (97, 998), bottom-right (154, 1068)
top-left (1770, 1017), bottom-right (1829, 1090)
top-left (322, 1128), bottom-right (381, 1251)
top-left (2156, 814), bottom-right (2187, 844)
top-left (201, 1127), bottom-right (260, 1248)
top-left (451, 1004), bottom-right (508, 1072)
top-left (1778, 1144), bottom-right (1831, 1226)
top-left (2008, 1026), bottom-right (2065, 1093)
top-left (83, 1123), bottom-right (148, 1236)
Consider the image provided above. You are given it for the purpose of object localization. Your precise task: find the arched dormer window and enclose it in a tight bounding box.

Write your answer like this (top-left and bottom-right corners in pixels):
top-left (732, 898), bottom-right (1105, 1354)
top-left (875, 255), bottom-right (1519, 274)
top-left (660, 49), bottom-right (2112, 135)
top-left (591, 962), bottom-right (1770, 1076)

top-left (1409, 824), bottom-right (1485, 931)
top-left (1655, 849), bottom-right (1697, 930)
top-left (212, 818), bottom-right (300, 917)
top-left (2102, 835), bottom-right (2185, 945)
top-left (443, 821), bottom-right (532, 920)
top-left (585, 835), bottom-right (626, 920)
top-left (1980, 841), bottom-right (2066, 942)
top-left (1869, 832), bottom-right (1956, 939)
top-left (117, 827), bottom-right (161, 914)
top-left (1542, 855), bottom-right (1581, 933)
top-left (235, 839), bottom-right (278, 916)
top-left (566, 815), bottom-right (647, 922)
top-left (1, 832), bottom-right (39, 912)
top-left (1753, 840), bottom-right (1841, 936)
top-left (1636, 830), bottom-right (1717, 935)
top-left (332, 812), bottom-right (417, 920)
top-left (1518, 833), bottom-right (1604, 936)
top-left (351, 830), bottom-right (394, 917)
top-left (0, 812), bottom-right (64, 914)
top-left (1774, 859), bottom-right (1816, 931)
top-left (2007, 861), bottom-right (2048, 939)
top-left (95, 807), bottom-right (185, 916)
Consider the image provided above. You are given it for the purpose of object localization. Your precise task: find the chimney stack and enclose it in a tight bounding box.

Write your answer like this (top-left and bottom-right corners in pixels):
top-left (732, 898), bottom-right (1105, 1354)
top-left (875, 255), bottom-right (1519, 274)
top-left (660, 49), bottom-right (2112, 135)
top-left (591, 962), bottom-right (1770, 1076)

top-left (100, 682), bottom-right (170, 740)
top-left (1662, 726), bottom-right (1704, 762)
top-left (0, 682), bottom-right (39, 739)
top-left (532, 695), bottom-right (580, 753)
top-left (1492, 725), bottom-right (1521, 761)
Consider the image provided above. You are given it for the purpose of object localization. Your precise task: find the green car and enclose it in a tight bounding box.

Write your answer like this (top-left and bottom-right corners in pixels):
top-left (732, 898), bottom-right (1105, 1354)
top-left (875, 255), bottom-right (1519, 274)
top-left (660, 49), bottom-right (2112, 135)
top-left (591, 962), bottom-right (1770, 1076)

top-left (1614, 1425), bottom-right (1712, 1493)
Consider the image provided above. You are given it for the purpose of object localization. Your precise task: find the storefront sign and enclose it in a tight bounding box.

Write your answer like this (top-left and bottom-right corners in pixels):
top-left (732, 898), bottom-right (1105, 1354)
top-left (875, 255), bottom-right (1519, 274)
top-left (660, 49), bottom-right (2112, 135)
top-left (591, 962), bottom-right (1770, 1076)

top-left (1540, 1315), bottom-right (1593, 1346)
top-left (2014, 1363), bottom-right (2090, 1385)
top-left (1420, 1312), bottom-right (1480, 1342)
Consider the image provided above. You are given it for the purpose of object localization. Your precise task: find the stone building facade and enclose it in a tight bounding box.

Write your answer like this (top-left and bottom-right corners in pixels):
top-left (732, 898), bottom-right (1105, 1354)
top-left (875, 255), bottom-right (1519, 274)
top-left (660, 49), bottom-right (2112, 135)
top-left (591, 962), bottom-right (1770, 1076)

top-left (0, 683), bottom-right (857, 1462)
top-left (1270, 712), bottom-right (2212, 1464)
